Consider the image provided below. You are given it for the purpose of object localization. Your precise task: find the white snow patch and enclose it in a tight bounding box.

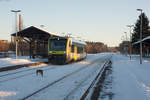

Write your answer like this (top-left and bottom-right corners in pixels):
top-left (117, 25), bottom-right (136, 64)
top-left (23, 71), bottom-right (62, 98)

top-left (0, 56), bottom-right (47, 68)
top-left (112, 54), bottom-right (150, 100)
top-left (0, 91), bottom-right (17, 97)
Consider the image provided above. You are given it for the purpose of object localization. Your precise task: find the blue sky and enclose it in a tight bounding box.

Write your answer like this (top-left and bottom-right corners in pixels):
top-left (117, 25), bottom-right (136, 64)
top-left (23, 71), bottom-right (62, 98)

top-left (0, 0), bottom-right (150, 46)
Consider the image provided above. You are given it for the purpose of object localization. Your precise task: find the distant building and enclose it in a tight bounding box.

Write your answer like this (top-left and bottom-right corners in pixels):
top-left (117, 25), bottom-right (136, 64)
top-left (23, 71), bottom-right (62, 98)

top-left (0, 40), bottom-right (8, 43)
top-left (0, 40), bottom-right (9, 52)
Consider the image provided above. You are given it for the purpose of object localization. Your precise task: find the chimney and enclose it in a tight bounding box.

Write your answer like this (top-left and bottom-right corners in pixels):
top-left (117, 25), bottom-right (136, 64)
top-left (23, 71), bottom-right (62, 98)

top-left (19, 14), bottom-right (22, 31)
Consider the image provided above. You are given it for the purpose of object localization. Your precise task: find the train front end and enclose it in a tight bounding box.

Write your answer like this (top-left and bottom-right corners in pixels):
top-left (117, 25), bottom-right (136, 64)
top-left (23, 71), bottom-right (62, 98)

top-left (48, 37), bottom-right (67, 64)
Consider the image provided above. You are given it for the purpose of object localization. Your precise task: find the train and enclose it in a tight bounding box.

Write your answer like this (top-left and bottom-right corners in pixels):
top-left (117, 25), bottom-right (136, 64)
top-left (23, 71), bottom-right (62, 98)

top-left (48, 36), bottom-right (87, 64)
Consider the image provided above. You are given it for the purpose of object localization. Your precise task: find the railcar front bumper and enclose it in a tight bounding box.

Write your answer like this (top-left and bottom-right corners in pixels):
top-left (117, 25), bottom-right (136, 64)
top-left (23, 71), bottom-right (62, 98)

top-left (48, 54), bottom-right (66, 64)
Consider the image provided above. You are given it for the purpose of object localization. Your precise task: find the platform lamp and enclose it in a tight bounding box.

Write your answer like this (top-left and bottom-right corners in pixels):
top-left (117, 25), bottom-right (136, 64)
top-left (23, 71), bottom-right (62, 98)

top-left (124, 32), bottom-right (128, 41)
top-left (11, 10), bottom-right (21, 59)
top-left (137, 9), bottom-right (143, 64)
top-left (124, 32), bottom-right (128, 56)
top-left (127, 25), bottom-right (134, 60)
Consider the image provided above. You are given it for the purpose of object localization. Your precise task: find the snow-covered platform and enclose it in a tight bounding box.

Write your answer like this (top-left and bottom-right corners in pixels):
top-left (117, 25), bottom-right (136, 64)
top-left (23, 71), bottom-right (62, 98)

top-left (112, 54), bottom-right (150, 100)
top-left (0, 56), bottom-right (48, 68)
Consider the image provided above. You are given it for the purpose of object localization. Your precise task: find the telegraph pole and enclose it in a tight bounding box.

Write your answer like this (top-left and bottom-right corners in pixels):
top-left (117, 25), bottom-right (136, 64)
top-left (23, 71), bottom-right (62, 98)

top-left (127, 25), bottom-right (134, 60)
top-left (137, 9), bottom-right (143, 64)
top-left (11, 10), bottom-right (21, 59)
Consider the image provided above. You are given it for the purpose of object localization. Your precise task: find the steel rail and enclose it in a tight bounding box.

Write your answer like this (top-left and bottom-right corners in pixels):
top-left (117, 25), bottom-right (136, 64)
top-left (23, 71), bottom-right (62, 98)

top-left (80, 56), bottom-right (112, 100)
top-left (0, 66), bottom-right (59, 83)
top-left (63, 61), bottom-right (102, 100)
top-left (21, 57), bottom-right (107, 100)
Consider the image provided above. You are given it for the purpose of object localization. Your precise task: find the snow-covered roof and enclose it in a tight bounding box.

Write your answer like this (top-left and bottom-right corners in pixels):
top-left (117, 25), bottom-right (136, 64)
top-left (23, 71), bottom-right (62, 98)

top-left (35, 26), bottom-right (60, 36)
top-left (132, 36), bottom-right (150, 45)
top-left (11, 26), bottom-right (61, 40)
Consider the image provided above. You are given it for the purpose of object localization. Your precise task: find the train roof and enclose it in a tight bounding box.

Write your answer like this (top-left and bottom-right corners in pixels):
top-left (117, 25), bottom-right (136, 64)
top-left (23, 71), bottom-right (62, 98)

top-left (49, 36), bottom-right (86, 46)
top-left (71, 38), bottom-right (86, 46)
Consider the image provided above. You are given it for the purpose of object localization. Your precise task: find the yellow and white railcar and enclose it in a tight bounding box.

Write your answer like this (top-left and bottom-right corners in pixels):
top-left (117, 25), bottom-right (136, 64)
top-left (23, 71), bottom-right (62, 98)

top-left (48, 36), bottom-right (86, 64)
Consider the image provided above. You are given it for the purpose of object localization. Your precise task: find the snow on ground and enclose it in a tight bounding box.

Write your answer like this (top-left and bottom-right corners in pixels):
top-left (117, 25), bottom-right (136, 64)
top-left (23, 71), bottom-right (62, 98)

top-left (0, 56), bottom-right (48, 68)
top-left (112, 54), bottom-right (150, 100)
top-left (0, 53), bottom-right (111, 100)
top-left (1, 53), bottom-right (150, 100)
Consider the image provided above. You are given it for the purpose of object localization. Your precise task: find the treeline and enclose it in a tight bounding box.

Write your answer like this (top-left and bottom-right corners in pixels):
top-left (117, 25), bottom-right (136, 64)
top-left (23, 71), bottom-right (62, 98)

top-left (86, 41), bottom-right (108, 53)
top-left (119, 12), bottom-right (150, 56)
top-left (118, 41), bottom-right (130, 54)
top-left (132, 12), bottom-right (150, 55)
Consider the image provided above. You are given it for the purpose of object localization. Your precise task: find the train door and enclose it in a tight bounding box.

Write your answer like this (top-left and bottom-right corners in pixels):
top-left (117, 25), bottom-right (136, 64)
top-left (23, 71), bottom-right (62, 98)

top-left (74, 45), bottom-right (77, 61)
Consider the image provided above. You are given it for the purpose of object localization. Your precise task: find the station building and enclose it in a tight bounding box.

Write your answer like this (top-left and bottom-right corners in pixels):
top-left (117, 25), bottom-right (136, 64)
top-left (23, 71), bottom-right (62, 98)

top-left (11, 26), bottom-right (59, 58)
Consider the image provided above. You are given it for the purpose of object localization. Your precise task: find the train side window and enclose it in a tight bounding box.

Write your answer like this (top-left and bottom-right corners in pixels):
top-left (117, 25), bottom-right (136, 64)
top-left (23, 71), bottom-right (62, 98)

top-left (81, 47), bottom-right (83, 53)
top-left (77, 46), bottom-right (79, 53)
top-left (71, 45), bottom-right (74, 52)
top-left (77, 46), bottom-right (83, 53)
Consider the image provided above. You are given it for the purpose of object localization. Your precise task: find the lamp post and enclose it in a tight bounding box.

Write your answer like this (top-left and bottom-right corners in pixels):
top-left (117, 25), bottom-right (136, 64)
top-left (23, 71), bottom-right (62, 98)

top-left (121, 35), bottom-right (125, 54)
top-left (127, 25), bottom-right (134, 60)
top-left (124, 32), bottom-right (128, 41)
top-left (124, 32), bottom-right (128, 56)
top-left (11, 10), bottom-right (21, 59)
top-left (137, 9), bottom-right (143, 64)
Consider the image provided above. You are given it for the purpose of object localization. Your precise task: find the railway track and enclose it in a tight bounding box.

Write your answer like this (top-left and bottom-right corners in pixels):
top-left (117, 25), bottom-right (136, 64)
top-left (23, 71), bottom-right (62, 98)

top-left (0, 60), bottom-right (78, 78)
top-left (0, 65), bottom-right (46, 77)
top-left (0, 57), bottom-right (99, 83)
top-left (63, 63), bottom-right (101, 100)
top-left (0, 57), bottom-right (105, 84)
top-left (0, 64), bottom-right (63, 83)
top-left (0, 70), bottom-right (47, 83)
top-left (0, 57), bottom-right (102, 83)
top-left (20, 56), bottom-right (110, 100)
top-left (0, 57), bottom-right (98, 78)
top-left (80, 58), bottom-right (111, 100)
top-left (63, 56), bottom-right (112, 100)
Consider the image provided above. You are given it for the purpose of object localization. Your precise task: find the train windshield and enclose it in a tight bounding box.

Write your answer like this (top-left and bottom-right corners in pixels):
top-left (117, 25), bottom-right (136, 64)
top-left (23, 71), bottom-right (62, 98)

top-left (50, 39), bottom-right (67, 51)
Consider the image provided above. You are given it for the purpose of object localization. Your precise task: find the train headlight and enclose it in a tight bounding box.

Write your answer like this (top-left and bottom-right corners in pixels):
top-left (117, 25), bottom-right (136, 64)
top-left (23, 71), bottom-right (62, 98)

top-left (49, 51), bottom-right (52, 53)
